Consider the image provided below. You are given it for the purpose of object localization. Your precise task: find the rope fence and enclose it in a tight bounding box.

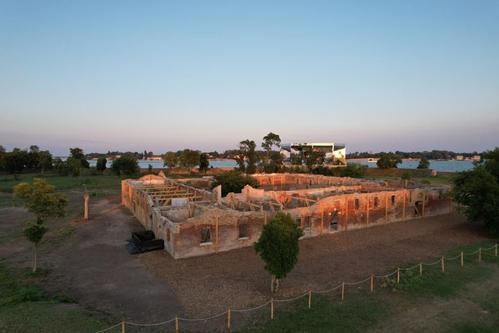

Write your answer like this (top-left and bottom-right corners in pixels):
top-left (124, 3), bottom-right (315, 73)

top-left (95, 243), bottom-right (499, 333)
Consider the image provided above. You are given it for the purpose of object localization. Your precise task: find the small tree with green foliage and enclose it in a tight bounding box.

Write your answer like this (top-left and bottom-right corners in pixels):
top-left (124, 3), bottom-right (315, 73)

top-left (376, 153), bottom-right (402, 169)
top-left (199, 153), bottom-right (210, 173)
top-left (14, 179), bottom-right (68, 272)
top-left (162, 152), bottom-right (178, 169)
top-left (417, 156), bottom-right (430, 169)
top-left (240, 139), bottom-right (258, 174)
top-left (178, 149), bottom-right (201, 168)
top-left (96, 157), bottom-right (107, 172)
top-left (3, 149), bottom-right (29, 179)
top-left (211, 171), bottom-right (259, 196)
top-left (254, 212), bottom-right (303, 292)
top-left (112, 155), bottom-right (139, 176)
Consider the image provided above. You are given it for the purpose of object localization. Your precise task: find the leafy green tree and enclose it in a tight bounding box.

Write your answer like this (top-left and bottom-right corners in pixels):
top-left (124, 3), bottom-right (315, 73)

top-left (303, 150), bottom-right (325, 170)
top-left (162, 152), bottom-right (178, 168)
top-left (38, 150), bottom-right (53, 173)
top-left (452, 150), bottom-right (499, 236)
top-left (376, 153), bottom-right (402, 169)
top-left (14, 179), bottom-right (68, 272)
top-left (254, 212), bottom-right (303, 292)
top-left (340, 164), bottom-right (366, 178)
top-left (417, 156), bottom-right (430, 169)
top-left (3, 149), bottom-right (28, 179)
top-left (235, 151), bottom-right (246, 172)
top-left (178, 149), bottom-right (201, 168)
top-left (199, 153), bottom-right (210, 173)
top-left (262, 132), bottom-right (281, 152)
top-left (96, 157), bottom-right (107, 172)
top-left (112, 155), bottom-right (139, 176)
top-left (67, 147), bottom-right (90, 176)
top-left (240, 139), bottom-right (258, 174)
top-left (211, 171), bottom-right (259, 196)
top-left (53, 157), bottom-right (69, 176)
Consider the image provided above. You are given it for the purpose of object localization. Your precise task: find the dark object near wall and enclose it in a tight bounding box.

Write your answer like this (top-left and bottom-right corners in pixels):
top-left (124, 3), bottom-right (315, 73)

top-left (127, 231), bottom-right (164, 254)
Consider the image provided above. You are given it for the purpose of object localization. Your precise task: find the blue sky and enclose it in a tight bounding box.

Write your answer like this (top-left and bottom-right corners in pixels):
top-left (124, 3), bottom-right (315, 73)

top-left (1, 1), bottom-right (498, 155)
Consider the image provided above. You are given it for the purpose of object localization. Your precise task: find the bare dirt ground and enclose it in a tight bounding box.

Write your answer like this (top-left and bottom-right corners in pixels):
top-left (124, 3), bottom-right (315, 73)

top-left (0, 196), bottom-right (491, 324)
top-left (141, 211), bottom-right (490, 317)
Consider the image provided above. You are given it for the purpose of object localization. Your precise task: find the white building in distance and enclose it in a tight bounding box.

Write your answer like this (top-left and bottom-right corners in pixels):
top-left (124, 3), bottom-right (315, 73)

top-left (280, 142), bottom-right (346, 165)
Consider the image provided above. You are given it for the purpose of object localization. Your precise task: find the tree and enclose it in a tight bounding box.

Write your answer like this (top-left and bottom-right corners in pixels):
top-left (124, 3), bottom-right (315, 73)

top-left (14, 179), bottom-right (68, 272)
top-left (96, 157), bottom-right (107, 172)
top-left (199, 153), bottom-right (210, 173)
top-left (417, 156), bottom-right (430, 169)
top-left (376, 153), bottom-right (402, 169)
top-left (162, 152), bottom-right (178, 169)
top-left (38, 150), bottom-right (53, 173)
top-left (452, 148), bottom-right (499, 236)
top-left (3, 149), bottom-right (28, 179)
top-left (211, 171), bottom-right (259, 196)
top-left (178, 149), bottom-right (201, 168)
top-left (254, 212), bottom-right (303, 292)
top-left (67, 147), bottom-right (89, 176)
top-left (240, 139), bottom-right (258, 174)
top-left (112, 155), bottom-right (139, 176)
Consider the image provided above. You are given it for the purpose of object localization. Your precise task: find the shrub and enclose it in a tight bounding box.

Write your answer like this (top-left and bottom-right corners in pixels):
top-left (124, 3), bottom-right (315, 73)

top-left (211, 171), bottom-right (258, 196)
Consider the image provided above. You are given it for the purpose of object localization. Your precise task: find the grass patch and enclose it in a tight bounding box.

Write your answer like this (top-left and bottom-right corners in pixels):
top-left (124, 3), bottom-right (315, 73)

top-left (0, 262), bottom-right (112, 333)
top-left (239, 292), bottom-right (387, 333)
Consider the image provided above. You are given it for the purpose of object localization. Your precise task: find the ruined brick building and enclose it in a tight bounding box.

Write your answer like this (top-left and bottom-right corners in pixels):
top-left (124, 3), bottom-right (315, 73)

top-left (121, 172), bottom-right (453, 259)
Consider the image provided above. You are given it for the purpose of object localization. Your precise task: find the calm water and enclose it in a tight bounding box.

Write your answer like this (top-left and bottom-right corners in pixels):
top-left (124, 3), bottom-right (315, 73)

top-left (348, 159), bottom-right (474, 172)
top-left (86, 158), bottom-right (474, 172)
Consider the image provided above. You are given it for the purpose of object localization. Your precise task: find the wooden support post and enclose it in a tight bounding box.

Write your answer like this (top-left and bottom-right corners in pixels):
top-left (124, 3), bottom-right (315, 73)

top-left (478, 248), bottom-right (482, 263)
top-left (270, 298), bottom-right (274, 320)
top-left (121, 320), bottom-right (125, 333)
top-left (370, 274), bottom-right (374, 293)
top-left (341, 282), bottom-right (345, 301)
top-left (227, 308), bottom-right (231, 332)
top-left (175, 316), bottom-right (179, 333)
top-left (441, 256), bottom-right (445, 273)
top-left (461, 251), bottom-right (464, 267)
top-left (308, 290), bottom-right (312, 309)
top-left (83, 191), bottom-right (89, 221)
top-left (397, 268), bottom-right (400, 284)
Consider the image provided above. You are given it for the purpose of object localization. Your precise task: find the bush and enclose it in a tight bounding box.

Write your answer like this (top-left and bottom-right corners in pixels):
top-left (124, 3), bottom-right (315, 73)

top-left (211, 171), bottom-right (259, 196)
top-left (96, 157), bottom-right (107, 172)
top-left (111, 155), bottom-right (139, 176)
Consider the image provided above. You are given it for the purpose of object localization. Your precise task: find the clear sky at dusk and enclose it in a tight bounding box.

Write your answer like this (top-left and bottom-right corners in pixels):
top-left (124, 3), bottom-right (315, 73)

top-left (1, 1), bottom-right (498, 155)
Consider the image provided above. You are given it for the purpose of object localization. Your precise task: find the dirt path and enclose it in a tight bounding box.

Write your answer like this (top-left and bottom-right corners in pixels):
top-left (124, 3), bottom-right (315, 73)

top-left (42, 197), bottom-right (183, 323)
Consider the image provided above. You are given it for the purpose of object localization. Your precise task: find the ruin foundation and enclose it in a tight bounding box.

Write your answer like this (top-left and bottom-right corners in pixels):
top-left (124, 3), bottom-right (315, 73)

top-left (121, 173), bottom-right (453, 259)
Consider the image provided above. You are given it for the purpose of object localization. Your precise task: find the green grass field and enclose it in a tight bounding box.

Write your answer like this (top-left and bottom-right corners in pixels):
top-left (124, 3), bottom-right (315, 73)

top-left (238, 241), bottom-right (499, 333)
top-left (0, 263), bottom-right (113, 333)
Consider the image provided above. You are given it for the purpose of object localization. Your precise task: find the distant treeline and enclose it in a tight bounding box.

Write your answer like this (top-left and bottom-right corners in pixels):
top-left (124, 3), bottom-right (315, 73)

top-left (347, 150), bottom-right (483, 160)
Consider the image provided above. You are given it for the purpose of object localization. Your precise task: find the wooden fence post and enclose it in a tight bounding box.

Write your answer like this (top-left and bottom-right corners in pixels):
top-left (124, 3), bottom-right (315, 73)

top-left (461, 251), bottom-right (464, 267)
top-left (370, 274), bottom-right (374, 293)
top-left (341, 282), bottom-right (345, 301)
top-left (419, 263), bottom-right (423, 276)
top-left (308, 291), bottom-right (312, 309)
top-left (270, 298), bottom-right (274, 320)
top-left (121, 320), bottom-right (125, 333)
top-left (175, 316), bottom-right (179, 333)
top-left (478, 248), bottom-right (482, 262)
top-left (227, 308), bottom-right (231, 332)
top-left (397, 268), bottom-right (400, 284)
top-left (441, 256), bottom-right (445, 273)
